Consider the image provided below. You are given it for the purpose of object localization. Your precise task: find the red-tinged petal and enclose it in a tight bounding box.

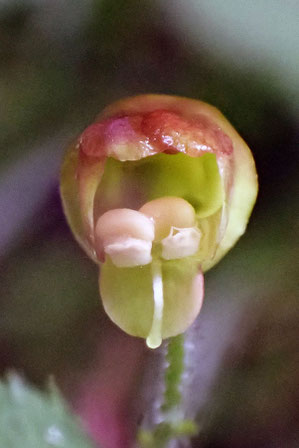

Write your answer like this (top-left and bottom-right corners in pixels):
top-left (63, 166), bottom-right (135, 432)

top-left (141, 109), bottom-right (232, 157)
top-left (79, 115), bottom-right (156, 161)
top-left (79, 122), bottom-right (107, 158)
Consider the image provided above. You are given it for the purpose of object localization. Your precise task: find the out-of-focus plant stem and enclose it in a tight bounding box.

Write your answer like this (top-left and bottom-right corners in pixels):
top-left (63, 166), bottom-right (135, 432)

top-left (162, 335), bottom-right (184, 412)
top-left (138, 335), bottom-right (198, 448)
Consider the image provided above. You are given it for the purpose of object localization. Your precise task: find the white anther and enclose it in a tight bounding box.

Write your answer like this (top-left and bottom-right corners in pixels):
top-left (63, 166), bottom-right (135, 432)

top-left (95, 208), bottom-right (155, 267)
top-left (161, 227), bottom-right (201, 260)
top-left (105, 238), bottom-right (152, 267)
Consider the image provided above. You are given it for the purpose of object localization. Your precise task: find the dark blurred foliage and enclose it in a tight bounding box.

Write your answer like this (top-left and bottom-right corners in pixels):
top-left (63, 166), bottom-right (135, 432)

top-left (0, 1), bottom-right (298, 447)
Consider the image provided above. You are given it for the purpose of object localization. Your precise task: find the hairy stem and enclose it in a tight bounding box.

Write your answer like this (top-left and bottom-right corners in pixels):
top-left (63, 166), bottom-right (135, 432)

top-left (138, 334), bottom-right (197, 448)
top-left (162, 335), bottom-right (184, 412)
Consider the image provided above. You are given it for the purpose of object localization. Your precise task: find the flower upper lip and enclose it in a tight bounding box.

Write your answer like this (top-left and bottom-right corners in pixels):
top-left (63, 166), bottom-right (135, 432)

top-left (77, 109), bottom-right (234, 254)
top-left (79, 109), bottom-right (233, 161)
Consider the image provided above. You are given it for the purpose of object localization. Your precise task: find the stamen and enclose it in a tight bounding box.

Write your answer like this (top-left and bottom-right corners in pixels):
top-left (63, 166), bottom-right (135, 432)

top-left (94, 208), bottom-right (154, 264)
top-left (146, 260), bottom-right (164, 349)
top-left (161, 226), bottom-right (201, 260)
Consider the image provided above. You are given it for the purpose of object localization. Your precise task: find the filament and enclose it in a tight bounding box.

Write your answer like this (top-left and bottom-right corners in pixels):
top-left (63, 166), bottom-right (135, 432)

top-left (146, 259), bottom-right (164, 349)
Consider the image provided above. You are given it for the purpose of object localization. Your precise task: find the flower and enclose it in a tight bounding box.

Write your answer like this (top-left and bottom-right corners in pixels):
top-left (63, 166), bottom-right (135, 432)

top-left (60, 95), bottom-right (258, 348)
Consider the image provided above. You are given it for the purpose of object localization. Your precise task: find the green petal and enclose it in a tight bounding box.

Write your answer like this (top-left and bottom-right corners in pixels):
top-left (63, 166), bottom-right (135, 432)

top-left (60, 142), bottom-right (104, 262)
top-left (99, 257), bottom-right (204, 341)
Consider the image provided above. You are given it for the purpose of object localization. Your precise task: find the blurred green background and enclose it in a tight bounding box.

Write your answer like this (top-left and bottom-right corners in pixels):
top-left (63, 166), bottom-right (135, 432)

top-left (0, 1), bottom-right (298, 447)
